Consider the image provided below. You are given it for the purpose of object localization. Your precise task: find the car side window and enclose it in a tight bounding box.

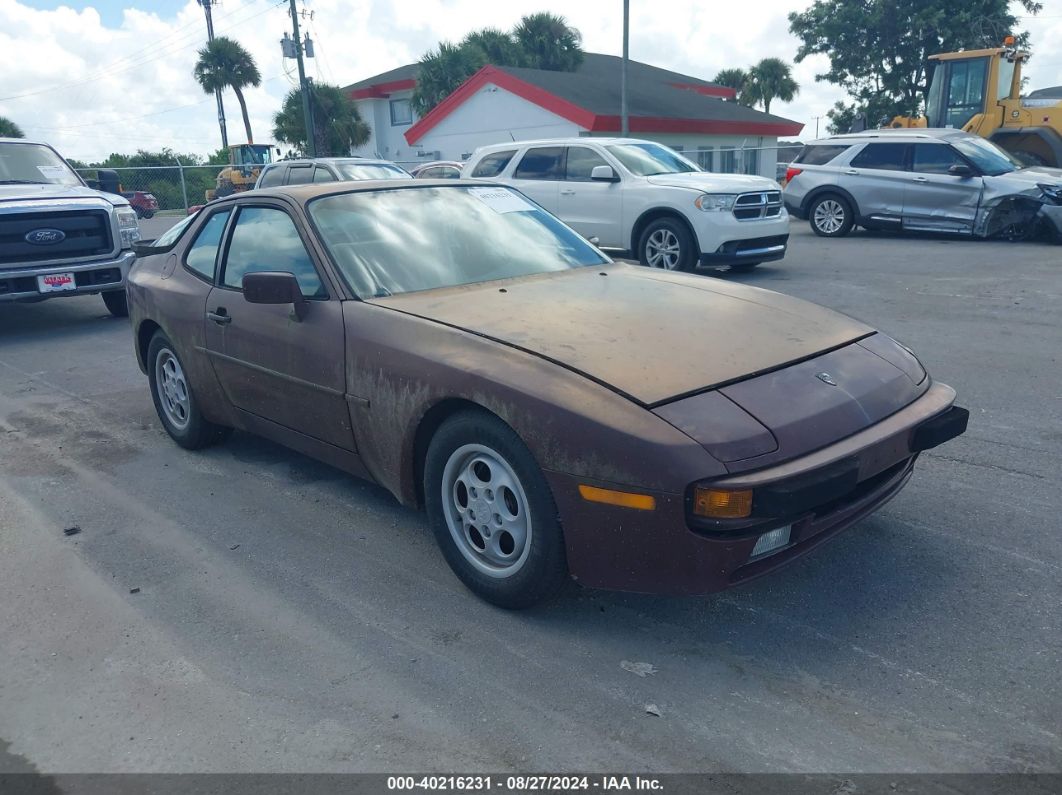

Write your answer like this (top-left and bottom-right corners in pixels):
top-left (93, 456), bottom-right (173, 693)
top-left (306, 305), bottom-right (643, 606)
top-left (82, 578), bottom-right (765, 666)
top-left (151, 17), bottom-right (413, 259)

top-left (222, 207), bottom-right (326, 298)
top-left (439, 166), bottom-right (461, 179)
top-left (795, 144), bottom-right (851, 166)
top-left (565, 147), bottom-right (609, 181)
top-left (514, 147), bottom-right (565, 180)
top-left (258, 166), bottom-right (284, 188)
top-left (470, 150), bottom-right (516, 178)
top-left (312, 166), bottom-right (334, 183)
top-left (850, 143), bottom-right (909, 171)
top-left (286, 165), bottom-right (313, 185)
top-left (183, 209), bottom-right (231, 282)
top-left (912, 144), bottom-right (967, 175)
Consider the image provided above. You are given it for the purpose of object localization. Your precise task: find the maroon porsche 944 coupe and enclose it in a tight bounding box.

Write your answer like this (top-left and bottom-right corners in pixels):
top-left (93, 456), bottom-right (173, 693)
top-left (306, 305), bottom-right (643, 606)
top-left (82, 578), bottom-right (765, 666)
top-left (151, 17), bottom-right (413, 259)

top-left (127, 181), bottom-right (968, 608)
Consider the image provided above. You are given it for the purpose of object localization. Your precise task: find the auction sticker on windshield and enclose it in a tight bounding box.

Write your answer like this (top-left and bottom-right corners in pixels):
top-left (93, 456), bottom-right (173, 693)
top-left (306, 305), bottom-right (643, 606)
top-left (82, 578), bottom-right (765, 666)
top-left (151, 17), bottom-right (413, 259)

top-left (468, 187), bottom-right (535, 214)
top-left (38, 273), bottom-right (76, 293)
top-left (36, 166), bottom-right (68, 180)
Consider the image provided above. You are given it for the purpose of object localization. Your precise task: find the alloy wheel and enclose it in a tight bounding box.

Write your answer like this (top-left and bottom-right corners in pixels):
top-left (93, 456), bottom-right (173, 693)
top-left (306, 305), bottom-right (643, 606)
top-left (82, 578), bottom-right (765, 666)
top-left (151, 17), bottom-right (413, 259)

top-left (645, 228), bottom-right (682, 269)
top-left (155, 349), bottom-right (191, 430)
top-left (813, 199), bottom-right (846, 234)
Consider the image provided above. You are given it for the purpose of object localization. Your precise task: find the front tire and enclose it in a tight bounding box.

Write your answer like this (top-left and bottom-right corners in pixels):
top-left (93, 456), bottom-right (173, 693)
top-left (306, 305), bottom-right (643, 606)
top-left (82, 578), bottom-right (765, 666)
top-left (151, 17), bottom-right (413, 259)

top-left (638, 217), bottom-right (697, 271)
top-left (809, 194), bottom-right (854, 237)
top-left (147, 331), bottom-right (230, 450)
top-left (424, 411), bottom-right (568, 609)
top-left (102, 290), bottom-right (128, 317)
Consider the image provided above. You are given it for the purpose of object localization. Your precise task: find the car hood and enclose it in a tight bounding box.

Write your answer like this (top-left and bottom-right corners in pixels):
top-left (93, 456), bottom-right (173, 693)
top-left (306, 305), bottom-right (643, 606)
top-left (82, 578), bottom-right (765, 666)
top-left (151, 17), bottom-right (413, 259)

top-left (645, 172), bottom-right (780, 192)
top-left (0, 183), bottom-right (128, 207)
top-left (987, 166), bottom-right (1062, 188)
top-left (375, 265), bottom-right (873, 406)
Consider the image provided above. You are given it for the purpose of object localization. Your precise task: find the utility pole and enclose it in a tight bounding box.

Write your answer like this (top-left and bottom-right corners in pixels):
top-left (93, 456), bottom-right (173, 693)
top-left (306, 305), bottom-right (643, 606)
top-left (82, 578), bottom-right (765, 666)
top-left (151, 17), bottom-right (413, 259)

top-left (197, 0), bottom-right (228, 149)
top-left (288, 0), bottom-right (316, 156)
top-left (813, 115), bottom-right (823, 138)
top-left (621, 0), bottom-right (629, 137)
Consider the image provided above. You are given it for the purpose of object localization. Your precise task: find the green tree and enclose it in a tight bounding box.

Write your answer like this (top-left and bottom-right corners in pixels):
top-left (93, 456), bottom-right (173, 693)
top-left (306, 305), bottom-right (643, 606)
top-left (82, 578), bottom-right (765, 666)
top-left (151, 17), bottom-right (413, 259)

top-left (463, 28), bottom-right (524, 67)
top-left (412, 41), bottom-right (488, 116)
top-left (745, 58), bottom-right (799, 114)
top-left (0, 116), bottom-right (24, 138)
top-left (193, 36), bottom-right (262, 144)
top-left (789, 0), bottom-right (1041, 126)
top-left (273, 83), bottom-right (371, 157)
top-left (513, 12), bottom-right (583, 71)
top-left (712, 68), bottom-right (752, 105)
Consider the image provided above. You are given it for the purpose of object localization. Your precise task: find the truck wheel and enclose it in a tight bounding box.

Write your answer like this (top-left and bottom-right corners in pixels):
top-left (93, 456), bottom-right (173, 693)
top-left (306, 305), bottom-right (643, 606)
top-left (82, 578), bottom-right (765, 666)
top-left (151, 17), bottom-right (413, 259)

top-left (809, 194), bottom-right (854, 237)
top-left (147, 332), bottom-right (231, 450)
top-left (638, 218), bottom-right (697, 271)
top-left (424, 410), bottom-right (568, 609)
top-left (141, 210), bottom-right (155, 220)
top-left (102, 290), bottom-right (128, 317)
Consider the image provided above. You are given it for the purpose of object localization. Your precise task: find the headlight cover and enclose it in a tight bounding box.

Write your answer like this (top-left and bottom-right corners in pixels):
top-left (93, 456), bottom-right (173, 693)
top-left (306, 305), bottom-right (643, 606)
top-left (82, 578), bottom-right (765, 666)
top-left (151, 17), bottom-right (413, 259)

top-left (694, 193), bottom-right (738, 212)
top-left (116, 207), bottom-right (141, 248)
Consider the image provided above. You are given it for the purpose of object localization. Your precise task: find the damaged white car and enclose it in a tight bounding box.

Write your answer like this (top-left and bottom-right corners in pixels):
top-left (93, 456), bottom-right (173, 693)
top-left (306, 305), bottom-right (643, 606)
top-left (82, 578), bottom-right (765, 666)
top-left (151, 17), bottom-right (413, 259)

top-left (783, 128), bottom-right (1062, 242)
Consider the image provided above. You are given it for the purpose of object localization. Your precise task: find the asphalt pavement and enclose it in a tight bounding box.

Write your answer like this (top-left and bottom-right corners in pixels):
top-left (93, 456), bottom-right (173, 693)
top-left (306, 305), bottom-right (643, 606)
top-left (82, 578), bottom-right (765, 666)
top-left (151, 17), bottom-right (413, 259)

top-left (0, 224), bottom-right (1059, 773)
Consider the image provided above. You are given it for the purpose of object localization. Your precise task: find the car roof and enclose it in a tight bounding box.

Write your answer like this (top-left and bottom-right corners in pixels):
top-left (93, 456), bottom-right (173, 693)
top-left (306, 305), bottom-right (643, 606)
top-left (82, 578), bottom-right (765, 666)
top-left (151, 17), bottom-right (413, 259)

top-left (232, 179), bottom-right (498, 204)
top-left (265, 157), bottom-right (399, 167)
top-left (0, 137), bottom-right (53, 146)
top-left (472, 137), bottom-right (659, 155)
top-left (809, 129), bottom-right (973, 145)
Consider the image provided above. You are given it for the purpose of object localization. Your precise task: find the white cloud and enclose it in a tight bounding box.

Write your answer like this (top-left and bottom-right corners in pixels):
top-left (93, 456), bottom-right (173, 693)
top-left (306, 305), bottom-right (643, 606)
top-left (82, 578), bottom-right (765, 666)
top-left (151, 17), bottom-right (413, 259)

top-left (1, 0), bottom-right (1059, 162)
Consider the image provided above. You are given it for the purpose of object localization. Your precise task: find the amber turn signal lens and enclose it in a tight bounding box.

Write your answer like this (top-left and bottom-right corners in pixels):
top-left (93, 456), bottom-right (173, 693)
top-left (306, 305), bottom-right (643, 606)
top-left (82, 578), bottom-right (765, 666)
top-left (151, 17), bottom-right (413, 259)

top-left (578, 485), bottom-right (656, 511)
top-left (1003, 35), bottom-right (1016, 46)
top-left (692, 487), bottom-right (753, 519)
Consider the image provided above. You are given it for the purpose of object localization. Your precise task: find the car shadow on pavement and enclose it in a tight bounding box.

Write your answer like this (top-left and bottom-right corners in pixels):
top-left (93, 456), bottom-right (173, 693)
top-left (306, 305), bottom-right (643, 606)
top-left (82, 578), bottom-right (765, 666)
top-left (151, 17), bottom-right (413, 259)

top-left (0, 297), bottom-right (128, 344)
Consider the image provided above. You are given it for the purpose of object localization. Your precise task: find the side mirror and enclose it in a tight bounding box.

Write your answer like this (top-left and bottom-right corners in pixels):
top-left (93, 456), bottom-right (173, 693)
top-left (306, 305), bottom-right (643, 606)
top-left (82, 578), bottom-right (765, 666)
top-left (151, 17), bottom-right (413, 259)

top-left (591, 165), bottom-right (619, 182)
top-left (242, 271), bottom-right (307, 320)
top-left (96, 168), bottom-right (121, 195)
top-left (948, 163), bottom-right (974, 178)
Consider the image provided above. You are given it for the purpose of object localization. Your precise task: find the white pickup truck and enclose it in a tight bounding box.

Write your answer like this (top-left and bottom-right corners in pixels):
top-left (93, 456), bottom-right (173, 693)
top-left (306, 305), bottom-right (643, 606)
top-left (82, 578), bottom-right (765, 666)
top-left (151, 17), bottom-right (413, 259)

top-left (462, 138), bottom-right (788, 271)
top-left (0, 137), bottom-right (141, 316)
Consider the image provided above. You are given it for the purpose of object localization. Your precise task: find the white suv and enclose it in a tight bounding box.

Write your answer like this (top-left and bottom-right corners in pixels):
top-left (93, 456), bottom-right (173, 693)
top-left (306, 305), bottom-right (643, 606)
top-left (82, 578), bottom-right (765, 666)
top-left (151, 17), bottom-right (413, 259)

top-left (461, 138), bottom-right (788, 271)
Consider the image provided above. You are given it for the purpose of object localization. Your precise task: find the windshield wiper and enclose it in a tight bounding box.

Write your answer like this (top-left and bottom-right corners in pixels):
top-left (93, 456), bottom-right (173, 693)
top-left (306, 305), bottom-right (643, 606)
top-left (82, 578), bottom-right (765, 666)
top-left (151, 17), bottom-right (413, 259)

top-left (0, 179), bottom-right (47, 185)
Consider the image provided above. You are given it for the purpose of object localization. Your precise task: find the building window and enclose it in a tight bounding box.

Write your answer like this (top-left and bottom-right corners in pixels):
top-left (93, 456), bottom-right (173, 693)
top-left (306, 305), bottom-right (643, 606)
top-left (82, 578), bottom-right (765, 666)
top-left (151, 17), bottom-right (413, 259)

top-left (390, 98), bottom-right (413, 126)
top-left (696, 147), bottom-right (714, 171)
top-left (720, 147), bottom-right (736, 173)
top-left (742, 149), bottom-right (759, 175)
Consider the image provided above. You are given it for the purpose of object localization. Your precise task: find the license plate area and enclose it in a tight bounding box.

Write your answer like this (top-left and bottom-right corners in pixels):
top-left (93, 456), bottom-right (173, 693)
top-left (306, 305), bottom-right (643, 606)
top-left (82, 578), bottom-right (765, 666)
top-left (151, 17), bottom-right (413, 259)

top-left (37, 273), bottom-right (77, 293)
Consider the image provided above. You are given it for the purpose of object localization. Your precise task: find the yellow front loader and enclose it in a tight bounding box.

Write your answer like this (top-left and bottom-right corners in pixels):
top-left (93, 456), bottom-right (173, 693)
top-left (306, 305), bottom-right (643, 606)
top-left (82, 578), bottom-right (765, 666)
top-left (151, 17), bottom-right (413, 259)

top-left (888, 37), bottom-right (1062, 167)
top-left (205, 143), bottom-right (277, 201)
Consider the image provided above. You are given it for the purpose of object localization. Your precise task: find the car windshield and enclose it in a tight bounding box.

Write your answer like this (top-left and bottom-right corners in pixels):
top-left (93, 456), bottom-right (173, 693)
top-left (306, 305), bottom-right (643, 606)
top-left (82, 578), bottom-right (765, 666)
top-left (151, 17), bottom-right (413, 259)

top-left (336, 162), bottom-right (410, 181)
top-left (605, 142), bottom-right (700, 176)
top-left (951, 136), bottom-right (1021, 176)
top-left (309, 186), bottom-right (608, 297)
top-left (0, 142), bottom-right (83, 187)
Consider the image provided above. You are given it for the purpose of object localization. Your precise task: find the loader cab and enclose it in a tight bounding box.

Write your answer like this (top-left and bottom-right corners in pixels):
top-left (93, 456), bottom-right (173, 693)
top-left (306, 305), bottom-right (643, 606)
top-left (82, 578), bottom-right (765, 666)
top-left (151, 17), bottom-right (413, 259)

top-left (925, 47), bottom-right (1024, 131)
top-left (231, 144), bottom-right (275, 168)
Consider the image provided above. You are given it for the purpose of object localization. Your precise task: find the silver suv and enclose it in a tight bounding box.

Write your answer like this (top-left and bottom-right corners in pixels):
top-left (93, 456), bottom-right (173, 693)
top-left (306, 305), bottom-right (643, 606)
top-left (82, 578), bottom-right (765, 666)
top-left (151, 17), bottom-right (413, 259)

top-left (783, 129), bottom-right (1062, 240)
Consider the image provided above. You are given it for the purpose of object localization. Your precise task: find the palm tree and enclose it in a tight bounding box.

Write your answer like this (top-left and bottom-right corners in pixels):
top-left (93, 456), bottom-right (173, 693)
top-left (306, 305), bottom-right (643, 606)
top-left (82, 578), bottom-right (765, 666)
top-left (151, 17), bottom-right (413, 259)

top-left (0, 116), bottom-right (24, 138)
top-left (513, 12), bottom-right (583, 72)
top-left (194, 36), bottom-right (261, 144)
top-left (745, 58), bottom-right (799, 114)
top-left (412, 41), bottom-right (487, 116)
top-left (463, 28), bottom-right (524, 67)
top-left (712, 68), bottom-right (752, 105)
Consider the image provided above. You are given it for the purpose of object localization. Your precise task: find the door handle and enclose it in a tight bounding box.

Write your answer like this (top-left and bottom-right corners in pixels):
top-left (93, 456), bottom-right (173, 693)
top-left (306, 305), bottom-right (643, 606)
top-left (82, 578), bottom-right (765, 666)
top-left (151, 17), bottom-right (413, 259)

top-left (207, 308), bottom-right (232, 325)
top-left (844, 169), bottom-right (859, 175)
top-left (912, 176), bottom-right (929, 182)
top-left (560, 189), bottom-right (576, 195)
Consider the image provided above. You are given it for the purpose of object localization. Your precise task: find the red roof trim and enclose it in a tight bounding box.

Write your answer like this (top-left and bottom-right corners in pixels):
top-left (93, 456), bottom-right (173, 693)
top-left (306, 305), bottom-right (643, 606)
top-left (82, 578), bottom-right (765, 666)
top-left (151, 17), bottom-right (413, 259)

top-left (668, 82), bottom-right (736, 100)
top-left (404, 66), bottom-right (803, 144)
top-left (349, 78), bottom-right (416, 100)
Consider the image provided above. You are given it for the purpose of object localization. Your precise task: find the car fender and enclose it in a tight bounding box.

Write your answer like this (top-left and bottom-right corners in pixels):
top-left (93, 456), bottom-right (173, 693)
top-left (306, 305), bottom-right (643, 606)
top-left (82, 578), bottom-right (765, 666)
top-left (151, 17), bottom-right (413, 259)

top-left (801, 183), bottom-right (862, 219)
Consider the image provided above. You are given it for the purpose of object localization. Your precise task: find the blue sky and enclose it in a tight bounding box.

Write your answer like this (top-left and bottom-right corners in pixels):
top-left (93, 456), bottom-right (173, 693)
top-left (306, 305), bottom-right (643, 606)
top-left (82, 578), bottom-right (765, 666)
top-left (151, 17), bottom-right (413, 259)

top-left (20, 0), bottom-right (187, 26)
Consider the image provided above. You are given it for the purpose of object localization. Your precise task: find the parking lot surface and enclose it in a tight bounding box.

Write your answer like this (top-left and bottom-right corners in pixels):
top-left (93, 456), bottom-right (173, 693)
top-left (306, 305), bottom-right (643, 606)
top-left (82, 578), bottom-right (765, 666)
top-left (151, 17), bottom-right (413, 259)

top-left (1, 225), bottom-right (1059, 773)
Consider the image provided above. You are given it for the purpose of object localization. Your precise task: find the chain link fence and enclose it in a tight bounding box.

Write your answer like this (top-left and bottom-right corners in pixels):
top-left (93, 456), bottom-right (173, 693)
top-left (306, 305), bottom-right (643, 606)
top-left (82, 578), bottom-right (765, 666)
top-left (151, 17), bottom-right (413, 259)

top-left (76, 164), bottom-right (228, 217)
top-left (77, 142), bottom-right (804, 217)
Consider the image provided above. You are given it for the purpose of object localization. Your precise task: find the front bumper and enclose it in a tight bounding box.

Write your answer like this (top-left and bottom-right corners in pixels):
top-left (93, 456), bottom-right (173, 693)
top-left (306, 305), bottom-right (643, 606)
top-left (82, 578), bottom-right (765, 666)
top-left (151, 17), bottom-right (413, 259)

top-left (0, 250), bottom-right (135, 302)
top-left (549, 381), bottom-right (966, 595)
top-left (700, 234), bottom-right (789, 265)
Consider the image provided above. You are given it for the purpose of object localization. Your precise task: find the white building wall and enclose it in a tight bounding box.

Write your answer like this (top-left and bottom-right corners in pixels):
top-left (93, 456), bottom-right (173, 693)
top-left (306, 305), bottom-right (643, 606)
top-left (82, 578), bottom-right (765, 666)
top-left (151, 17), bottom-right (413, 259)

top-left (403, 84), bottom-right (580, 164)
top-left (352, 84), bottom-right (779, 179)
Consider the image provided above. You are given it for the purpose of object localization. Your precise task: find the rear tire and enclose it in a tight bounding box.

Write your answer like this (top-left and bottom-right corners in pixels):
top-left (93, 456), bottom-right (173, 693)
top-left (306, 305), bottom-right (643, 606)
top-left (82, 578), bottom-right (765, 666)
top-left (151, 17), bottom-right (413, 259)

top-left (424, 411), bottom-right (568, 609)
top-left (638, 217), bottom-right (697, 271)
top-left (102, 290), bottom-right (128, 317)
top-left (141, 210), bottom-right (155, 220)
top-left (809, 194), bottom-right (854, 238)
top-left (147, 331), bottom-right (231, 450)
